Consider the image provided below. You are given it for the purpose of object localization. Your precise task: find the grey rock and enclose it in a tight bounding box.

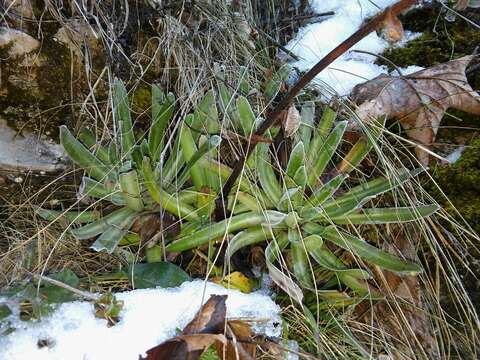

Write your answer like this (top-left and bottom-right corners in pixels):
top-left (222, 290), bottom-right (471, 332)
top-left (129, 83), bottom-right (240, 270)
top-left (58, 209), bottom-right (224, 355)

top-left (0, 27), bottom-right (39, 57)
top-left (0, 118), bottom-right (66, 172)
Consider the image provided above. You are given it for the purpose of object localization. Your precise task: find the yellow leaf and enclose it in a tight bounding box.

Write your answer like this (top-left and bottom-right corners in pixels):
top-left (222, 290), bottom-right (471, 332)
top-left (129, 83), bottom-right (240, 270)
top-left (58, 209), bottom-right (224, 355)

top-left (212, 272), bottom-right (253, 293)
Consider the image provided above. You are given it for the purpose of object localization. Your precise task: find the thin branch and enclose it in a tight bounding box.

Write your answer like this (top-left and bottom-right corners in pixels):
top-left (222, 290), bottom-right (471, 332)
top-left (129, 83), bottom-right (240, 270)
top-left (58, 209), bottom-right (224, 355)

top-left (33, 274), bottom-right (99, 302)
top-left (214, 0), bottom-right (419, 220)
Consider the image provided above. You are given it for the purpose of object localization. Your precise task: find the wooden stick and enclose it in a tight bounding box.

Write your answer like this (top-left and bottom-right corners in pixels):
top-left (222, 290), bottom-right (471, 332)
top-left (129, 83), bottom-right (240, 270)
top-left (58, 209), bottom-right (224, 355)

top-left (214, 0), bottom-right (418, 220)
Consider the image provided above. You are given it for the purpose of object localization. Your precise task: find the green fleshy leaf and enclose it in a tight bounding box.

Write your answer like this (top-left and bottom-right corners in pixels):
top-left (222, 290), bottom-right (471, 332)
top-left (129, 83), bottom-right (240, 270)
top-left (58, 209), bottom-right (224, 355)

top-left (90, 213), bottom-right (137, 253)
top-left (127, 262), bottom-right (191, 289)
top-left (119, 170), bottom-right (144, 212)
top-left (113, 79), bottom-right (136, 159)
top-left (40, 269), bottom-right (80, 303)
top-left (330, 205), bottom-right (439, 224)
top-left (149, 85), bottom-right (175, 161)
top-left (60, 126), bottom-right (111, 181)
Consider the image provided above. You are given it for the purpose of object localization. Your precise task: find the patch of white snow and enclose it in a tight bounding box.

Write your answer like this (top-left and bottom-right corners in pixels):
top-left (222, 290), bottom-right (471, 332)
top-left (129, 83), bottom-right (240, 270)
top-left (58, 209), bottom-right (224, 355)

top-left (285, 0), bottom-right (421, 96)
top-left (0, 280), bottom-right (282, 360)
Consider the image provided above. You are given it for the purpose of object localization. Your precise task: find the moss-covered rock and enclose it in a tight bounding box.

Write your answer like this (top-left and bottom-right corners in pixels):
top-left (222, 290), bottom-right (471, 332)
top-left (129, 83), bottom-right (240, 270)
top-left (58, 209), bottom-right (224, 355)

top-left (427, 137), bottom-right (480, 234)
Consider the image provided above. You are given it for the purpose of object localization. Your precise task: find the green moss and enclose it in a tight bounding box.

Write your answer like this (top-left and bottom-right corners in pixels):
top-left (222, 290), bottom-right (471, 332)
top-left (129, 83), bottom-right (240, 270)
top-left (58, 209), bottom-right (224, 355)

top-left (427, 137), bottom-right (480, 234)
top-left (131, 86), bottom-right (152, 114)
top-left (380, 6), bottom-right (480, 90)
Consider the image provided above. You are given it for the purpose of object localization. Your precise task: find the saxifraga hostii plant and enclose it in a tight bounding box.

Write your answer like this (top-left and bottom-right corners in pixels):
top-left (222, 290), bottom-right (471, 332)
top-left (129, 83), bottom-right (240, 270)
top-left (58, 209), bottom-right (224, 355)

top-left (37, 77), bottom-right (439, 304)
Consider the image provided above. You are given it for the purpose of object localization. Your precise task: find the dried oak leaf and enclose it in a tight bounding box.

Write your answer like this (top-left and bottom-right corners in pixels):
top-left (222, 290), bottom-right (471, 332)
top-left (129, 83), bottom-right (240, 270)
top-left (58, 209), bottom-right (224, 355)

top-left (143, 334), bottom-right (227, 360)
top-left (284, 105), bottom-right (301, 138)
top-left (183, 295), bottom-right (227, 335)
top-left (379, 8), bottom-right (404, 43)
top-left (142, 295), bottom-right (256, 360)
top-left (351, 55), bottom-right (480, 165)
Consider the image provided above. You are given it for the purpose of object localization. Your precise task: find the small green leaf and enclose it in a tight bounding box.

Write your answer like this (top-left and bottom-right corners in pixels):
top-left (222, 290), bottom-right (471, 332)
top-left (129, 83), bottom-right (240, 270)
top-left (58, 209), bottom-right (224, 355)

top-left (71, 207), bottom-right (136, 240)
top-left (113, 79), bottom-right (136, 159)
top-left (193, 90), bottom-right (219, 134)
top-left (321, 226), bottom-right (422, 275)
top-left (264, 64), bottom-right (291, 101)
top-left (265, 231), bottom-right (304, 303)
top-left (255, 142), bottom-right (282, 205)
top-left (289, 229), bottom-right (313, 288)
top-left (306, 107), bottom-right (336, 168)
top-left (286, 141), bottom-right (305, 178)
top-left (119, 170), bottom-right (144, 212)
top-left (307, 121), bottom-right (347, 188)
top-left (90, 213), bottom-right (136, 254)
top-left (330, 205), bottom-right (439, 224)
top-left (180, 119), bottom-right (206, 190)
top-left (79, 177), bottom-right (125, 205)
top-left (167, 211), bottom-right (283, 253)
top-left (60, 126), bottom-right (111, 181)
top-left (40, 269), bottom-right (80, 303)
top-left (78, 128), bottom-right (111, 165)
top-left (149, 85), bottom-right (175, 161)
top-left (176, 135), bottom-right (222, 188)
top-left (309, 174), bottom-right (348, 206)
top-left (127, 262), bottom-right (191, 289)
top-left (236, 96), bottom-right (256, 136)
top-left (0, 304), bottom-right (12, 321)
top-left (226, 227), bottom-right (272, 260)
top-left (35, 207), bottom-right (100, 224)
top-left (298, 101), bottom-right (315, 150)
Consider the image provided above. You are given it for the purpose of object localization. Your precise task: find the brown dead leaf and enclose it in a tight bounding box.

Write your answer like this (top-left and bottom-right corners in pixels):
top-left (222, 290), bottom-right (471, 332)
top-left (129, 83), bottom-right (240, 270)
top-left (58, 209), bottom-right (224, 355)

top-left (284, 105), bottom-right (301, 138)
top-left (216, 320), bottom-right (256, 360)
top-left (143, 334), bottom-right (227, 360)
top-left (379, 8), bottom-right (404, 43)
top-left (183, 295), bottom-right (227, 335)
top-left (351, 55), bottom-right (480, 165)
top-left (142, 295), bottom-right (257, 360)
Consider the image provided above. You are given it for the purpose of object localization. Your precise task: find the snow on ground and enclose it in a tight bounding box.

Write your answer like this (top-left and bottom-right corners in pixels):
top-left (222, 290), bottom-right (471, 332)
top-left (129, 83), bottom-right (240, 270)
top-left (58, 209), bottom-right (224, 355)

top-left (0, 280), bottom-right (282, 360)
top-left (285, 0), bottom-right (422, 96)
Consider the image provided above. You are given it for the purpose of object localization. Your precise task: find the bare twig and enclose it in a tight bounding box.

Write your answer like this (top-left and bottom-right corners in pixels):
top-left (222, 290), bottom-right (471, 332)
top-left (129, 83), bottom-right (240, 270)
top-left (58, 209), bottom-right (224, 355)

top-left (33, 274), bottom-right (99, 302)
top-left (214, 0), bottom-right (419, 219)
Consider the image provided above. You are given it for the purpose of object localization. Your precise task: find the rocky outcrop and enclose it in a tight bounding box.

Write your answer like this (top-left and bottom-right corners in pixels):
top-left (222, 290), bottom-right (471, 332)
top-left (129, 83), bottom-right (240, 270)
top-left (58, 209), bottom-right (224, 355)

top-left (0, 118), bottom-right (66, 172)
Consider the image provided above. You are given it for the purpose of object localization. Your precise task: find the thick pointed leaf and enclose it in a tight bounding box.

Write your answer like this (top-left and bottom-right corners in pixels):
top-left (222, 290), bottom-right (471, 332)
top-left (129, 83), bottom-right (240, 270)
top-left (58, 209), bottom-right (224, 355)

top-left (60, 126), bottom-right (110, 181)
top-left (321, 226), bottom-right (422, 274)
top-left (263, 64), bottom-right (292, 101)
top-left (79, 177), bottom-right (125, 205)
top-left (180, 119), bottom-right (206, 190)
top-left (149, 85), bottom-right (175, 161)
top-left (307, 121), bottom-right (347, 188)
top-left (142, 157), bottom-right (198, 221)
top-left (113, 79), bottom-right (136, 159)
top-left (193, 90), bottom-right (219, 134)
top-left (71, 207), bottom-right (136, 240)
top-left (331, 205), bottom-right (439, 224)
top-left (176, 135), bottom-right (221, 188)
top-left (255, 142), bottom-right (282, 205)
top-left (127, 262), bottom-right (190, 289)
top-left (119, 170), bottom-right (144, 211)
top-left (338, 117), bottom-right (385, 174)
top-left (90, 212), bottom-right (137, 253)
top-left (35, 207), bottom-right (100, 224)
top-left (265, 232), bottom-right (303, 303)
top-left (226, 227), bottom-right (272, 260)
top-left (298, 101), bottom-right (315, 150)
top-left (286, 141), bottom-right (305, 178)
top-left (236, 96), bottom-right (256, 136)
top-left (167, 211), bottom-right (284, 253)
top-left (309, 174), bottom-right (348, 206)
top-left (289, 229), bottom-right (313, 288)
top-left (77, 128), bottom-right (111, 165)
top-left (306, 107), bottom-right (336, 171)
